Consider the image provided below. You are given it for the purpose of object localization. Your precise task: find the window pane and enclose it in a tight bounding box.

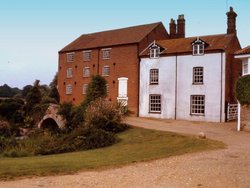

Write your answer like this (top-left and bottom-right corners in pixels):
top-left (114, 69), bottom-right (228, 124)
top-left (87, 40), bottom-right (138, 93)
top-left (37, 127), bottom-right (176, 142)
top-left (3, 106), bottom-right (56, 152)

top-left (191, 95), bottom-right (205, 115)
top-left (149, 95), bottom-right (161, 113)
top-left (150, 69), bottom-right (159, 84)
top-left (193, 67), bottom-right (203, 84)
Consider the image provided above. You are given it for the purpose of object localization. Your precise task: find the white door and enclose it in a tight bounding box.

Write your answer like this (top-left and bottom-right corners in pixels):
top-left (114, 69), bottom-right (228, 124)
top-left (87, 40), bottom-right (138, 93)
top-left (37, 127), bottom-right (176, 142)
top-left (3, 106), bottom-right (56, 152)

top-left (117, 77), bottom-right (128, 106)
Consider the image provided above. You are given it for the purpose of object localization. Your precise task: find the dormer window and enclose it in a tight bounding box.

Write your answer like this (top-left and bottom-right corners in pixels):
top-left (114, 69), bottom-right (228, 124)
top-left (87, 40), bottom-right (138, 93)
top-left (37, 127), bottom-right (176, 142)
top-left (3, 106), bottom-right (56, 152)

top-left (192, 38), bottom-right (206, 55)
top-left (149, 42), bottom-right (161, 58)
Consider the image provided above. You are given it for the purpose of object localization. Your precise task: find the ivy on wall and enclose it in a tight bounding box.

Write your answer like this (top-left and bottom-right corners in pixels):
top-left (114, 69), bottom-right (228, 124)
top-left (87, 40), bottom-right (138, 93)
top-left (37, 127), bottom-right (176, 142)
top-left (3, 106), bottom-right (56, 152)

top-left (236, 75), bottom-right (250, 105)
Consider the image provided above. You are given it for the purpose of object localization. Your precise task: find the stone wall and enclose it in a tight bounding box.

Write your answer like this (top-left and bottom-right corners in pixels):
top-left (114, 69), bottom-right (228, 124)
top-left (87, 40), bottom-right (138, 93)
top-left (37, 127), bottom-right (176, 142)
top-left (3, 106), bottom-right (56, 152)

top-left (241, 105), bottom-right (250, 131)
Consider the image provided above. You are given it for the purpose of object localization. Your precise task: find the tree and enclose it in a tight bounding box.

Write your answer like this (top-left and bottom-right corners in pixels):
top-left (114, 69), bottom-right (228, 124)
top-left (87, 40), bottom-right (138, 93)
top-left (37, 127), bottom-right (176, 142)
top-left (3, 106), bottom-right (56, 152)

top-left (82, 75), bottom-right (107, 108)
top-left (25, 80), bottom-right (42, 112)
top-left (22, 85), bottom-right (33, 98)
top-left (0, 84), bottom-right (21, 98)
top-left (49, 73), bottom-right (60, 103)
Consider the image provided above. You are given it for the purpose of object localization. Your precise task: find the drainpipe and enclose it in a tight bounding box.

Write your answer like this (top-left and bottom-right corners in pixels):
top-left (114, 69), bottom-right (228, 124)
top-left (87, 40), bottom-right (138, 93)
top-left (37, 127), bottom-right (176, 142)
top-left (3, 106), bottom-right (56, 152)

top-left (220, 51), bottom-right (223, 123)
top-left (175, 54), bottom-right (178, 120)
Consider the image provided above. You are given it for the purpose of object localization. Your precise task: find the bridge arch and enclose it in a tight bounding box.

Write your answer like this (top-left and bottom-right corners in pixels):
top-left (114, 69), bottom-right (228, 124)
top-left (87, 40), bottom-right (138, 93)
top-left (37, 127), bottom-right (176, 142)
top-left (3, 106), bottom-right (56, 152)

top-left (38, 104), bottom-right (66, 130)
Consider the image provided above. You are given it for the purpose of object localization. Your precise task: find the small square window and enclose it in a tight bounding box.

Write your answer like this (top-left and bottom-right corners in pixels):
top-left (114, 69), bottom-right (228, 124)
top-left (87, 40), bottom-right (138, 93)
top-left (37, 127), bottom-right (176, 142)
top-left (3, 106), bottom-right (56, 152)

top-left (83, 67), bottom-right (90, 77)
top-left (102, 66), bottom-right (110, 76)
top-left (66, 68), bottom-right (73, 78)
top-left (82, 84), bottom-right (88, 94)
top-left (193, 44), bottom-right (204, 55)
top-left (83, 51), bottom-right (91, 61)
top-left (190, 95), bottom-right (205, 115)
top-left (193, 67), bottom-right (204, 84)
top-left (66, 52), bottom-right (75, 62)
top-left (150, 69), bottom-right (159, 84)
top-left (102, 49), bottom-right (111, 59)
top-left (149, 95), bottom-right (161, 113)
top-left (150, 47), bottom-right (160, 58)
top-left (66, 84), bottom-right (73, 95)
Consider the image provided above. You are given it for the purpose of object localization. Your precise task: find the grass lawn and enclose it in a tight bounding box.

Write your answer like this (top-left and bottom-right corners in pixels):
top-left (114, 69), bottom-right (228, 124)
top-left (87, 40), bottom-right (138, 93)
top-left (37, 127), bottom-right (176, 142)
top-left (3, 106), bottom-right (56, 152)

top-left (0, 127), bottom-right (225, 180)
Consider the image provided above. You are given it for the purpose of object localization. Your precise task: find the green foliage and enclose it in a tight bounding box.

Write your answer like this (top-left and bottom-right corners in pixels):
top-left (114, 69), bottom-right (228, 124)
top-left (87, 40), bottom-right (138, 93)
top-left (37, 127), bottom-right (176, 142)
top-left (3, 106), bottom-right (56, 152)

top-left (48, 87), bottom-right (60, 103)
top-left (0, 99), bottom-right (24, 124)
top-left (0, 84), bottom-right (21, 98)
top-left (85, 98), bottom-right (128, 133)
top-left (21, 85), bottom-right (33, 98)
top-left (236, 75), bottom-right (250, 105)
top-left (82, 75), bottom-right (107, 108)
top-left (25, 85), bottom-right (42, 112)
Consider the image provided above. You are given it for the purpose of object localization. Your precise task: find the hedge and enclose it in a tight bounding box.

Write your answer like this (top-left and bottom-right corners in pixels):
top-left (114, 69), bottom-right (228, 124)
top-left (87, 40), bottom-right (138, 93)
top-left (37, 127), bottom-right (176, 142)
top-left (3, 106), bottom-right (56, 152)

top-left (235, 75), bottom-right (250, 105)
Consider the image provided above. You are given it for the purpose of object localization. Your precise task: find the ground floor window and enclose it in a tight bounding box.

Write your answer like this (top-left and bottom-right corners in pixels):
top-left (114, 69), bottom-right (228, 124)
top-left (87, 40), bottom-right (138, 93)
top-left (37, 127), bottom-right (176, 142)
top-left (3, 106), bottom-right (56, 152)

top-left (149, 94), bottom-right (161, 113)
top-left (190, 95), bottom-right (205, 115)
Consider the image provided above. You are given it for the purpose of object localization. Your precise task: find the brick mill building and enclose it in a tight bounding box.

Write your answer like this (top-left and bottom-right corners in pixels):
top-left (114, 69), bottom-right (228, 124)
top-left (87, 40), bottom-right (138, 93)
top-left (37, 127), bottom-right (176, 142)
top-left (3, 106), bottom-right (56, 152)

top-left (58, 7), bottom-right (242, 122)
top-left (58, 22), bottom-right (169, 114)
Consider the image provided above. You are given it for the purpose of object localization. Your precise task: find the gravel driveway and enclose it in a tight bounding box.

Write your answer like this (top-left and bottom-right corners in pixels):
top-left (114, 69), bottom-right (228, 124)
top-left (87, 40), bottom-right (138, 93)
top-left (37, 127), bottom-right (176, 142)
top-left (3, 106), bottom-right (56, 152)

top-left (0, 117), bottom-right (250, 188)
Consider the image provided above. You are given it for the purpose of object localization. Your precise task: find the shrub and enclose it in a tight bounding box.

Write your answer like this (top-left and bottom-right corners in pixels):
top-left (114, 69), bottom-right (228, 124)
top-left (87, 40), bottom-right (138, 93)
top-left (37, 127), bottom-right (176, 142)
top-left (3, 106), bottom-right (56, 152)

top-left (236, 75), bottom-right (250, 105)
top-left (81, 75), bottom-right (107, 108)
top-left (85, 98), bottom-right (128, 133)
top-left (0, 121), bottom-right (11, 137)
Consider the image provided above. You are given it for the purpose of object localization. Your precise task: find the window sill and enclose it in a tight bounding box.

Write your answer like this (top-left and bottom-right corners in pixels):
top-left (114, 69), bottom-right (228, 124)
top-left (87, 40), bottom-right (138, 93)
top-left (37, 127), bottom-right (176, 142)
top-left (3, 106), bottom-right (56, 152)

top-left (102, 75), bottom-right (110, 77)
top-left (192, 83), bottom-right (204, 85)
top-left (150, 83), bottom-right (159, 85)
top-left (149, 111), bottom-right (161, 114)
top-left (190, 114), bottom-right (205, 116)
top-left (103, 58), bottom-right (110, 60)
top-left (192, 54), bottom-right (204, 56)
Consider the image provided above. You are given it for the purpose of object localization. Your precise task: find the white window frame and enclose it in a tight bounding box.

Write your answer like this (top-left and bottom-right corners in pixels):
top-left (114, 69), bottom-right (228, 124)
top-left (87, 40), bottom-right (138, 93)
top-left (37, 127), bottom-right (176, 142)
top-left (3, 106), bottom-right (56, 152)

top-left (150, 69), bottom-right (159, 84)
top-left (66, 84), bottom-right (73, 95)
top-left (66, 52), bottom-right (75, 62)
top-left (82, 84), bottom-right (88, 95)
top-left (83, 67), bottom-right (90, 77)
top-left (149, 94), bottom-right (161, 113)
top-left (193, 44), bottom-right (204, 55)
top-left (150, 47), bottom-right (160, 59)
top-left (243, 61), bottom-right (248, 75)
top-left (102, 48), bottom-right (111, 59)
top-left (193, 67), bottom-right (204, 84)
top-left (102, 66), bottom-right (110, 76)
top-left (190, 95), bottom-right (205, 115)
top-left (83, 50), bottom-right (91, 61)
top-left (66, 68), bottom-right (73, 78)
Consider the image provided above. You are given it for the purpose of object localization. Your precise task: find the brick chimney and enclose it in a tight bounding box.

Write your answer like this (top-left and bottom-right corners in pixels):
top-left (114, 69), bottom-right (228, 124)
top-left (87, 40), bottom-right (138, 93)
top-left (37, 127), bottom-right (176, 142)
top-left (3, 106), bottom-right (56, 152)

top-left (177, 14), bottom-right (185, 38)
top-left (169, 18), bottom-right (177, 39)
top-left (226, 7), bottom-right (237, 35)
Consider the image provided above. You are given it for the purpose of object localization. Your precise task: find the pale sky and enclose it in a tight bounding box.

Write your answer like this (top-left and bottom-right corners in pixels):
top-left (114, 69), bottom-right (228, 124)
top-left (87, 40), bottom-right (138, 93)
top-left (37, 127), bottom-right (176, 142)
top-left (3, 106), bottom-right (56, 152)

top-left (0, 0), bottom-right (249, 89)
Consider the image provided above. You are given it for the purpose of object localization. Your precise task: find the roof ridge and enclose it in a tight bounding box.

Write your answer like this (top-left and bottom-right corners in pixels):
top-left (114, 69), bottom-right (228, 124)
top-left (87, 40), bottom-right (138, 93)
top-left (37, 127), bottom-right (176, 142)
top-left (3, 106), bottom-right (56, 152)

top-left (80, 22), bottom-right (162, 36)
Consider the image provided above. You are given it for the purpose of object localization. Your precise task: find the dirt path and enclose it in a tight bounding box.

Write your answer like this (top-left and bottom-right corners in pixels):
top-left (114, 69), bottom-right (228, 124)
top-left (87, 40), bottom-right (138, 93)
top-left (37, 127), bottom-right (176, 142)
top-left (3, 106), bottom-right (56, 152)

top-left (1, 117), bottom-right (250, 188)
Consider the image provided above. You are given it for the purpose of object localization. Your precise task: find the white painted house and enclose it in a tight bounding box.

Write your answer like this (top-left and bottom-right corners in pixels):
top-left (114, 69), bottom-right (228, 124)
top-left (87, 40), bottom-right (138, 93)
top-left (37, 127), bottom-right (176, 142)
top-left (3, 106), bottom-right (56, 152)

top-left (139, 34), bottom-right (242, 122)
top-left (139, 7), bottom-right (241, 123)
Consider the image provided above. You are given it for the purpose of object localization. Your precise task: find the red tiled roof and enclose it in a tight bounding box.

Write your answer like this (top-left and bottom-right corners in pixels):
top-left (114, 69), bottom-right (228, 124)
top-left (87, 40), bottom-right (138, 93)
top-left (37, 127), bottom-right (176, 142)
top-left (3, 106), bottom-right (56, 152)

top-left (60, 22), bottom-right (163, 52)
top-left (235, 45), bottom-right (250, 55)
top-left (141, 34), bottom-right (236, 56)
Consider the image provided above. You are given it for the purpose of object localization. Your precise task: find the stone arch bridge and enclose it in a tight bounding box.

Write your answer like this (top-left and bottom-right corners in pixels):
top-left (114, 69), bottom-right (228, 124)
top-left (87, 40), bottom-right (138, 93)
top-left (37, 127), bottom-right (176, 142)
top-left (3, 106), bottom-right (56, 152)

top-left (38, 104), bottom-right (66, 130)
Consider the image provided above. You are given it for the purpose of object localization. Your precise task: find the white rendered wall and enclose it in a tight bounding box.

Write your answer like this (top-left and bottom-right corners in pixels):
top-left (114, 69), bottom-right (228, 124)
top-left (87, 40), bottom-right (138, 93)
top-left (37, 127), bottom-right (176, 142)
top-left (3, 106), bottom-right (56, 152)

top-left (176, 53), bottom-right (226, 122)
top-left (139, 53), bottom-right (226, 122)
top-left (139, 57), bottom-right (176, 119)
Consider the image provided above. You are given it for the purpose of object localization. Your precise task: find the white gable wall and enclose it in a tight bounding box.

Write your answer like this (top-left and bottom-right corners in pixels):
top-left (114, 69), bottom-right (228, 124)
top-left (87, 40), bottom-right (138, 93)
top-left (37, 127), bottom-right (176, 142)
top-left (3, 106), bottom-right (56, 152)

top-left (139, 53), bottom-right (226, 122)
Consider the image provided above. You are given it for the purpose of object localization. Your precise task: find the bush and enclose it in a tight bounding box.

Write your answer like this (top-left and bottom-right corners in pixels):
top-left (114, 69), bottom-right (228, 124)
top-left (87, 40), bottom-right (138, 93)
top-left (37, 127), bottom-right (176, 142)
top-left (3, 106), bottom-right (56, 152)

top-left (82, 75), bottom-right (107, 108)
top-left (85, 98), bottom-right (128, 133)
top-left (34, 127), bottom-right (116, 155)
top-left (0, 121), bottom-right (11, 137)
top-left (236, 75), bottom-right (250, 105)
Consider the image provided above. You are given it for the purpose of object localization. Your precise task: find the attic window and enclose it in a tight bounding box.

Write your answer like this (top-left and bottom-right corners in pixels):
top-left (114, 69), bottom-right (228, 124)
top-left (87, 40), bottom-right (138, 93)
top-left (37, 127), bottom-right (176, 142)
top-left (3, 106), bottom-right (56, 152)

top-left (192, 38), bottom-right (205, 55)
top-left (150, 45), bottom-right (160, 59)
top-left (67, 52), bottom-right (75, 62)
